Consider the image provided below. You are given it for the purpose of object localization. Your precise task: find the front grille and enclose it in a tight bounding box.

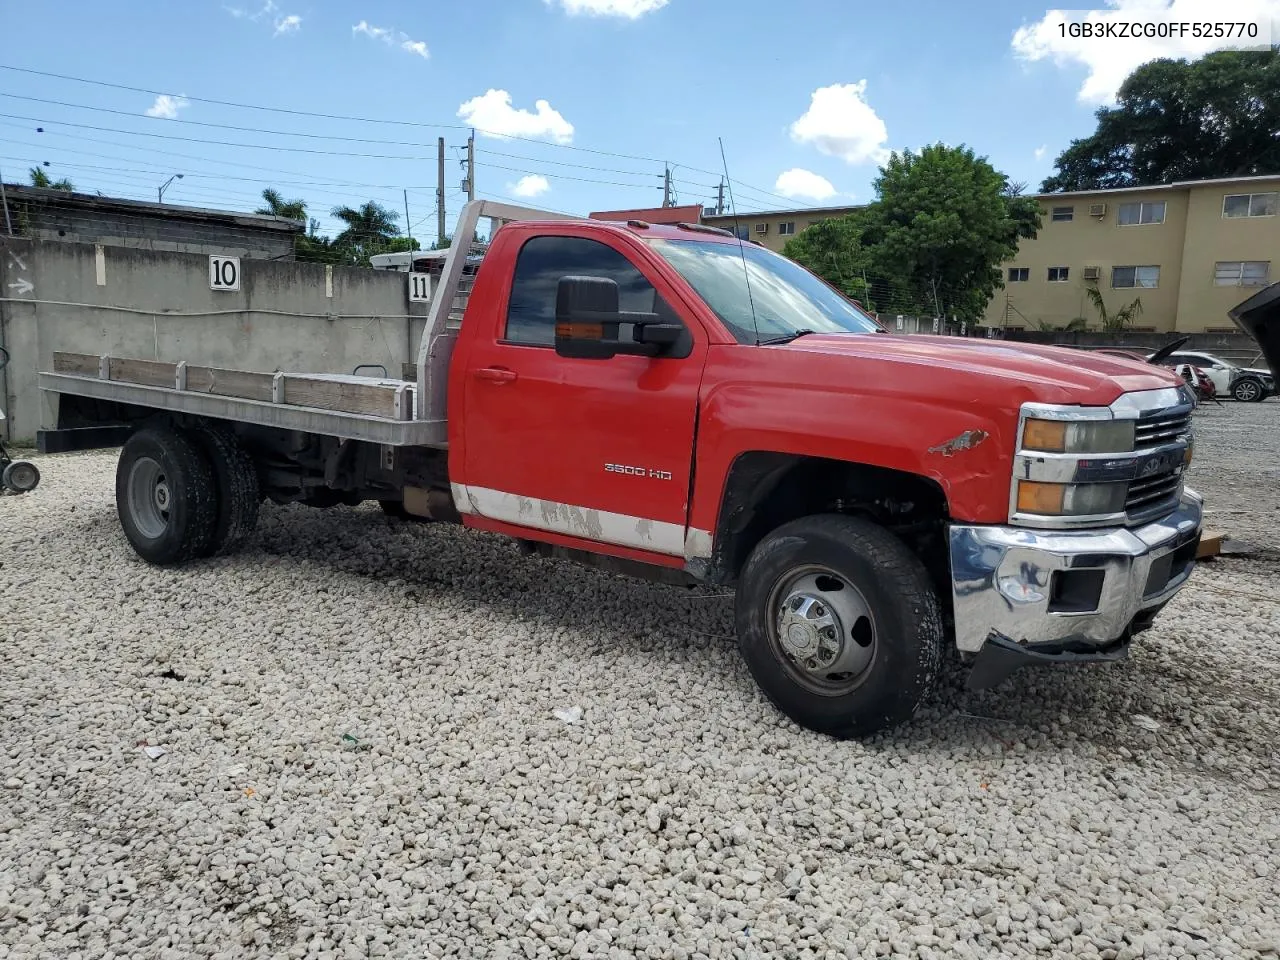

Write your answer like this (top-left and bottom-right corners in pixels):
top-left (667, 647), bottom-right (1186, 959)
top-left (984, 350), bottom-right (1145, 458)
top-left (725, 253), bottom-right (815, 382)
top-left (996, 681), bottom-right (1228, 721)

top-left (1126, 407), bottom-right (1191, 523)
top-left (1133, 411), bottom-right (1191, 449)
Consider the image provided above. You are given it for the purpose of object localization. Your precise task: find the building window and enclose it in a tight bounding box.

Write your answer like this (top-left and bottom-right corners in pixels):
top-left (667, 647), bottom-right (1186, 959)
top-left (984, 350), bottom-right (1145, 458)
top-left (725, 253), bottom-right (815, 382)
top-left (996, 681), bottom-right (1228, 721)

top-left (1118, 201), bottom-right (1165, 225)
top-left (504, 235), bottom-right (674, 345)
top-left (1051, 206), bottom-right (1074, 222)
top-left (778, 221), bottom-right (796, 236)
top-left (1047, 266), bottom-right (1069, 282)
top-left (1112, 265), bottom-right (1160, 288)
top-left (1008, 267), bottom-right (1029, 282)
top-left (754, 223), bottom-right (769, 235)
top-left (1223, 192), bottom-right (1277, 218)
top-left (1214, 260), bottom-right (1270, 286)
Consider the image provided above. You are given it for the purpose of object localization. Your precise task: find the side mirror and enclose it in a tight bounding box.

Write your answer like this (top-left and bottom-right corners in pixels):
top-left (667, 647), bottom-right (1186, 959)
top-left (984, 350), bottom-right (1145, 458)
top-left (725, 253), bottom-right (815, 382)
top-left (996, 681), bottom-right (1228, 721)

top-left (553, 276), bottom-right (682, 360)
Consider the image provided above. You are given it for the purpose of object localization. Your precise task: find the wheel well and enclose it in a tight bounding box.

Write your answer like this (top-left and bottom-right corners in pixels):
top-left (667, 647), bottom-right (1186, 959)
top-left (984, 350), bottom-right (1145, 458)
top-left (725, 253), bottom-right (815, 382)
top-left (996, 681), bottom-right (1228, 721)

top-left (705, 452), bottom-right (950, 589)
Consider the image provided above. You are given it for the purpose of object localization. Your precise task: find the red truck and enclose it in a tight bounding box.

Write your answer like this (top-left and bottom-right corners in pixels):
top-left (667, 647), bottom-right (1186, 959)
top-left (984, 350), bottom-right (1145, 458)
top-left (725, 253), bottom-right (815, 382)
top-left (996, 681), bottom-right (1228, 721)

top-left (39, 200), bottom-right (1207, 738)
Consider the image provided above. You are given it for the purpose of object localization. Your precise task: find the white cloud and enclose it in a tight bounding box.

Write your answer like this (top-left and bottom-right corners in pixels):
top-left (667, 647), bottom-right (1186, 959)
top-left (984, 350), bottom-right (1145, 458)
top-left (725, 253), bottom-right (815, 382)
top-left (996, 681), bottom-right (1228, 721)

top-left (228, 1), bottom-right (301, 36)
top-left (545, 0), bottom-right (669, 17)
top-left (774, 168), bottom-right (838, 201)
top-left (1012, 0), bottom-right (1278, 104)
top-left (353, 20), bottom-right (430, 59)
top-left (509, 174), bottom-right (551, 198)
top-left (1034, 144), bottom-right (1048, 160)
top-left (457, 89), bottom-right (575, 144)
top-left (789, 81), bottom-right (890, 166)
top-left (145, 95), bottom-right (190, 119)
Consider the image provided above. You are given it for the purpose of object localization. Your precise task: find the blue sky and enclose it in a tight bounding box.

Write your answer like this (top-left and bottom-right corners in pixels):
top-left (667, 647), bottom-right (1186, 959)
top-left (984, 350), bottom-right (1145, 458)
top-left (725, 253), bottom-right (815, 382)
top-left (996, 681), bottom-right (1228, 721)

top-left (2, 0), bottom-right (1272, 241)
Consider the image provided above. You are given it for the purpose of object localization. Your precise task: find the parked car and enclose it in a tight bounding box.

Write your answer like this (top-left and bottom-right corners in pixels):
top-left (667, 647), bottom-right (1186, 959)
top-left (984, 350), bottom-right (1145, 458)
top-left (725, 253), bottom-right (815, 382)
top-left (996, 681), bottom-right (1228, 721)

top-left (1173, 363), bottom-right (1218, 405)
top-left (1145, 349), bottom-right (1274, 402)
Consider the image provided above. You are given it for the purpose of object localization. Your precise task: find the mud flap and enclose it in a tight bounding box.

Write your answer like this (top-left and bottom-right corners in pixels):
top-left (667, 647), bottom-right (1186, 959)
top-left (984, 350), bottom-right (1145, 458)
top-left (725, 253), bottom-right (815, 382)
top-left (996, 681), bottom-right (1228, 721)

top-left (1229, 282), bottom-right (1280, 381)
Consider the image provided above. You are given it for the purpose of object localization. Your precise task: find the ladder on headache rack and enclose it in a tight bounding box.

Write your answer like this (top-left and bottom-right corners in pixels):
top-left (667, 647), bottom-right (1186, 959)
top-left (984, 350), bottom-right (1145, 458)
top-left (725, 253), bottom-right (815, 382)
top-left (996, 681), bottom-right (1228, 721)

top-left (413, 200), bottom-right (578, 425)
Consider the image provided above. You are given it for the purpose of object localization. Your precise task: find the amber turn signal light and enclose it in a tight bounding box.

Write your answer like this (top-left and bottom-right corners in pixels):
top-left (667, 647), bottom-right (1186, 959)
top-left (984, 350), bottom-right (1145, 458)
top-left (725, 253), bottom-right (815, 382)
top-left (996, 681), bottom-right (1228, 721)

top-left (1016, 481), bottom-right (1067, 514)
top-left (1022, 419), bottom-right (1067, 453)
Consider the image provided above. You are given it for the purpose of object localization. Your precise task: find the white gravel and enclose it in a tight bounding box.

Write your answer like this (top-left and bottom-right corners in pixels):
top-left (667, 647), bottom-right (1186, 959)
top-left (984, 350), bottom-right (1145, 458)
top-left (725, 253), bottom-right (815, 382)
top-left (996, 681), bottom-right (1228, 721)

top-left (2, 402), bottom-right (1278, 959)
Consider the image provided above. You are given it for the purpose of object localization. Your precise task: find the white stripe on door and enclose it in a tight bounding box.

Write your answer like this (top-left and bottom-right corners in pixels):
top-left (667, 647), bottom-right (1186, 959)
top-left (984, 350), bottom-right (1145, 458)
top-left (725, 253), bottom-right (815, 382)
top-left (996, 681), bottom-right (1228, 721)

top-left (452, 483), bottom-right (713, 560)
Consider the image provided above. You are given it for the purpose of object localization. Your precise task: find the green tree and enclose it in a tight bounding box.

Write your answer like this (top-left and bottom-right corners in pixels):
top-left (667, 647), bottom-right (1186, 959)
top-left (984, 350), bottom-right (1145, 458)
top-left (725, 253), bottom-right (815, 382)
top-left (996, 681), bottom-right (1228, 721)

top-left (781, 215), bottom-right (872, 303)
top-left (1084, 282), bottom-right (1144, 332)
top-left (29, 167), bottom-right (74, 191)
top-left (330, 201), bottom-right (400, 263)
top-left (866, 144), bottom-right (1040, 322)
top-left (1043, 49), bottom-right (1280, 191)
top-left (256, 187), bottom-right (307, 221)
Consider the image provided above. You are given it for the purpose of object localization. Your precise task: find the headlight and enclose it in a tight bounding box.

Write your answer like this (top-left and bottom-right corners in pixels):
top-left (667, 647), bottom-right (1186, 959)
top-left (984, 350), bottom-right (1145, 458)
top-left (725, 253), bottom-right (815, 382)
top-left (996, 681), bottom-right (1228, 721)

top-left (1015, 480), bottom-right (1128, 517)
top-left (1021, 417), bottom-right (1135, 453)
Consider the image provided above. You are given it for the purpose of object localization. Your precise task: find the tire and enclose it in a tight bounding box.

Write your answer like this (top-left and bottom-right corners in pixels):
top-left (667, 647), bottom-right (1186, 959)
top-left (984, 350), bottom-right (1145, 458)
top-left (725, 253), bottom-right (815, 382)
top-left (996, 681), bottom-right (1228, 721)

top-left (734, 514), bottom-right (943, 739)
top-left (1232, 377), bottom-right (1265, 403)
top-left (188, 422), bottom-right (260, 557)
top-left (1, 459), bottom-right (40, 494)
top-left (115, 426), bottom-right (218, 565)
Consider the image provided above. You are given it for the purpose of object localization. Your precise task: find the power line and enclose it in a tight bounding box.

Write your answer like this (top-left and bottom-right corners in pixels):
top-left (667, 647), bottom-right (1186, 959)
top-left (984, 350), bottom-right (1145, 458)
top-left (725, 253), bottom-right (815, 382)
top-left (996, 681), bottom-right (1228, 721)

top-left (0, 117), bottom-right (419, 189)
top-left (0, 64), bottom-right (799, 206)
top-left (481, 160), bottom-right (662, 191)
top-left (0, 100), bottom-right (444, 161)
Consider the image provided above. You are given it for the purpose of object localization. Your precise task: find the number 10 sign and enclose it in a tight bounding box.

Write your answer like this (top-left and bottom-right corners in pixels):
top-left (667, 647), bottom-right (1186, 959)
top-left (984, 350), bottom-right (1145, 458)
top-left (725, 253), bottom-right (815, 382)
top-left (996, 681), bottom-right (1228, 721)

top-left (209, 255), bottom-right (241, 292)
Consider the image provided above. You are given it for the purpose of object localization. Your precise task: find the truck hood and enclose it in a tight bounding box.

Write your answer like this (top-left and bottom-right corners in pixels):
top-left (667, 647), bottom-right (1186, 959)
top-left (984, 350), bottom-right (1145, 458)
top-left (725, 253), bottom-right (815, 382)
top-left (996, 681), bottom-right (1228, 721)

top-left (1229, 282), bottom-right (1280, 382)
top-left (783, 332), bottom-right (1180, 404)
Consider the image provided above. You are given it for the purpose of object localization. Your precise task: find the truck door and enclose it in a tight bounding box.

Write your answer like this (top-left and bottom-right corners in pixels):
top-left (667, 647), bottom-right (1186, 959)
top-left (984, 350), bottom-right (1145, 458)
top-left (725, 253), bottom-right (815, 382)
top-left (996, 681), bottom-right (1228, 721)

top-left (459, 231), bottom-right (706, 560)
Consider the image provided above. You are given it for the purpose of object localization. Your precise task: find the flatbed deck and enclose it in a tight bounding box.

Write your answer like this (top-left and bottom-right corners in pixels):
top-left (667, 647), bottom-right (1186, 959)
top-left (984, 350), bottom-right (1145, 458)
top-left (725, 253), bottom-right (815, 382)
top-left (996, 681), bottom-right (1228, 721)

top-left (41, 352), bottom-right (447, 447)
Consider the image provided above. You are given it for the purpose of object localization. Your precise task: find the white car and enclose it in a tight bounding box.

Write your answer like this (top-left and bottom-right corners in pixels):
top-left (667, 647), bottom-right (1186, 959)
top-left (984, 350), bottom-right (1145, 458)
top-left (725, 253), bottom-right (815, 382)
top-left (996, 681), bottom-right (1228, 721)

top-left (1146, 350), bottom-right (1275, 402)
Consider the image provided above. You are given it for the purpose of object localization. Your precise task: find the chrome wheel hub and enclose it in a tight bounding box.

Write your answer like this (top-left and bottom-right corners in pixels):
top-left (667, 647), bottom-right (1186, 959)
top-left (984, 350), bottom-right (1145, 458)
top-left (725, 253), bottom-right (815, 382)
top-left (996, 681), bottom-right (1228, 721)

top-left (769, 568), bottom-right (878, 694)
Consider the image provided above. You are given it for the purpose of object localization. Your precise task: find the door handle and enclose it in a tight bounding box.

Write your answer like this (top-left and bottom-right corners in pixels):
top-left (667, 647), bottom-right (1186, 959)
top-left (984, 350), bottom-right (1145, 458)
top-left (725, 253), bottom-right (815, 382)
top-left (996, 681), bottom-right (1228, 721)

top-left (475, 366), bottom-right (518, 384)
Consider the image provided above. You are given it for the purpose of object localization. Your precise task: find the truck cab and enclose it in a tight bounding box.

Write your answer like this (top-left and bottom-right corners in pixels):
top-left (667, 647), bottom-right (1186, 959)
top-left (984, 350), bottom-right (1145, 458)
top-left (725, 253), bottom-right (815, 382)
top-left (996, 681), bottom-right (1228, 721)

top-left (38, 201), bottom-right (1208, 738)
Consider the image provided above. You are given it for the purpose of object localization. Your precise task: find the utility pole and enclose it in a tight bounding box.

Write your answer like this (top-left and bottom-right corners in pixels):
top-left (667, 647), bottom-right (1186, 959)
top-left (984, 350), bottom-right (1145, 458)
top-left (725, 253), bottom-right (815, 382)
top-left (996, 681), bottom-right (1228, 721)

top-left (466, 131), bottom-right (475, 203)
top-left (403, 189), bottom-right (412, 253)
top-left (437, 137), bottom-right (446, 247)
top-left (663, 165), bottom-right (672, 208)
top-left (715, 178), bottom-right (725, 215)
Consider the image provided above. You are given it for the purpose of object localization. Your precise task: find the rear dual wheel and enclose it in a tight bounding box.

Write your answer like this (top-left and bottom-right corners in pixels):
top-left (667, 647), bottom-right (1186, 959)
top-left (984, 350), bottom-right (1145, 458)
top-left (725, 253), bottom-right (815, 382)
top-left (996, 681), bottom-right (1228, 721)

top-left (115, 423), bottom-right (259, 565)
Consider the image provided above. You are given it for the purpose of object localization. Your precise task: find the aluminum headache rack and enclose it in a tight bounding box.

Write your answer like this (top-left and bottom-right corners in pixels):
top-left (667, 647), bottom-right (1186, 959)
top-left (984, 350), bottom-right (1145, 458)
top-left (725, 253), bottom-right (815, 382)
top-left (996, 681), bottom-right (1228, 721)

top-left (38, 201), bottom-right (577, 448)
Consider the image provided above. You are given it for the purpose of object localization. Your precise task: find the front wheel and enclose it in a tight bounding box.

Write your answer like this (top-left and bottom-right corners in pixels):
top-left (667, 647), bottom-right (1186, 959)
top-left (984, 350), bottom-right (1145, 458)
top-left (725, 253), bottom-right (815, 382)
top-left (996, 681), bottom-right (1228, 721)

top-left (735, 514), bottom-right (943, 739)
top-left (1232, 377), bottom-right (1265, 403)
top-left (116, 426), bottom-right (217, 565)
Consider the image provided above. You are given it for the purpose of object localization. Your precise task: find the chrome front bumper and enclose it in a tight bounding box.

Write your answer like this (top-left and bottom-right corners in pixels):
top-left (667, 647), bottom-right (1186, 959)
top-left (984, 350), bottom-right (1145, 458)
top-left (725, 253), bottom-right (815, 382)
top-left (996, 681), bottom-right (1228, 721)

top-left (948, 489), bottom-right (1203, 654)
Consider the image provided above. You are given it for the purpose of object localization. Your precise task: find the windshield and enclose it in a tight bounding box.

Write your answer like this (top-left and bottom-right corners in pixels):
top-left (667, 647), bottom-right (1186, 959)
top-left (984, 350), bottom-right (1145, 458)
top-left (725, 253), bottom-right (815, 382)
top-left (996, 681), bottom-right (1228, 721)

top-left (646, 238), bottom-right (880, 343)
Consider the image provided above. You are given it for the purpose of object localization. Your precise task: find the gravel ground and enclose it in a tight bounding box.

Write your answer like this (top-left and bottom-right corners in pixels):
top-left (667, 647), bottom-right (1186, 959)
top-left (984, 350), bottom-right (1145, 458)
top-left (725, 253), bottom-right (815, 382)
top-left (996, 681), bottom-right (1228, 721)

top-left (2, 403), bottom-right (1278, 960)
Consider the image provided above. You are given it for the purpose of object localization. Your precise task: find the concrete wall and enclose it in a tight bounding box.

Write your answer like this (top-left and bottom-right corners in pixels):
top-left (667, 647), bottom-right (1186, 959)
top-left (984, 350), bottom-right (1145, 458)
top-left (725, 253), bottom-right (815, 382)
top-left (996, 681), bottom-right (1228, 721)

top-left (0, 237), bottom-right (427, 442)
top-left (4, 185), bottom-right (302, 260)
top-left (1003, 329), bottom-right (1265, 366)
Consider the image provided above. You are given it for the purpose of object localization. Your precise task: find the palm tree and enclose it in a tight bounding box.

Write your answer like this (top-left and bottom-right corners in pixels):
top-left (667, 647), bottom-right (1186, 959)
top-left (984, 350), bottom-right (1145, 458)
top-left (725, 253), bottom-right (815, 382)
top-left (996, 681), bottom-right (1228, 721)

top-left (330, 200), bottom-right (400, 260)
top-left (256, 187), bottom-right (307, 221)
top-left (29, 167), bottom-right (74, 191)
top-left (1084, 281), bottom-right (1144, 332)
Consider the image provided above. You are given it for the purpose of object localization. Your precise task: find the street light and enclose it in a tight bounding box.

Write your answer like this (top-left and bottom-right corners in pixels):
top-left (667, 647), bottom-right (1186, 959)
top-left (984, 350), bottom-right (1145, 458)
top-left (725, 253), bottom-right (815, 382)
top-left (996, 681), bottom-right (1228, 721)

top-left (157, 173), bottom-right (183, 203)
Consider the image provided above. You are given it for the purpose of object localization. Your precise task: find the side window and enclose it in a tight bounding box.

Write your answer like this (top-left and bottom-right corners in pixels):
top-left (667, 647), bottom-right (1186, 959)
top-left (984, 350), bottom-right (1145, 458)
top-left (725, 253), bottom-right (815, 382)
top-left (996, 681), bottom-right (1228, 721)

top-left (504, 235), bottom-right (677, 346)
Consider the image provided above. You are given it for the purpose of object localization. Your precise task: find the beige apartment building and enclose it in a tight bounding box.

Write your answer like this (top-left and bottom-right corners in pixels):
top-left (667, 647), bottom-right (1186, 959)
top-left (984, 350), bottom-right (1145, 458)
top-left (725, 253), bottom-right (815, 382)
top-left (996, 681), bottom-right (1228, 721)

top-left (702, 204), bottom-right (863, 252)
top-left (987, 175), bottom-right (1280, 334)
